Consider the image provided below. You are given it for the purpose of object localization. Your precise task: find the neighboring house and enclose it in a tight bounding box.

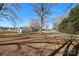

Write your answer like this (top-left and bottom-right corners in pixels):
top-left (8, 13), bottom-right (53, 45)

top-left (17, 26), bottom-right (34, 33)
top-left (16, 25), bottom-right (40, 33)
top-left (21, 26), bottom-right (32, 33)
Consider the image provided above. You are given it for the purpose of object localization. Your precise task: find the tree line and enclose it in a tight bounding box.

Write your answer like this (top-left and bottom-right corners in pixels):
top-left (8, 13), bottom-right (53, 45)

top-left (58, 4), bottom-right (79, 34)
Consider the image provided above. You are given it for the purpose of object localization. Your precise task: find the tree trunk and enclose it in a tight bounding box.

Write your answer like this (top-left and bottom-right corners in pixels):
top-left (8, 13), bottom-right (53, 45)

top-left (40, 15), bottom-right (44, 34)
top-left (40, 21), bottom-right (42, 34)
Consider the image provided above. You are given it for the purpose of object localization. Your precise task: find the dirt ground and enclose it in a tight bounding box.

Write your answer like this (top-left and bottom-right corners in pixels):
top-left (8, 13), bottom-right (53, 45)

top-left (0, 33), bottom-right (79, 56)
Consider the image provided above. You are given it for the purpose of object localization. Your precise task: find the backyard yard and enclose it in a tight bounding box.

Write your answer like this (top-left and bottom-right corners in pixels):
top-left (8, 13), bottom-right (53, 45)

top-left (0, 31), bottom-right (79, 56)
top-left (0, 3), bottom-right (79, 56)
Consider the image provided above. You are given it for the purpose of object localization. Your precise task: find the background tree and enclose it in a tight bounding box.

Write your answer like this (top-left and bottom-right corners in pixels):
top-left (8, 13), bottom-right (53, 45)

top-left (32, 3), bottom-right (51, 34)
top-left (31, 18), bottom-right (40, 31)
top-left (0, 3), bottom-right (21, 29)
top-left (58, 4), bottom-right (79, 34)
top-left (52, 4), bottom-right (74, 31)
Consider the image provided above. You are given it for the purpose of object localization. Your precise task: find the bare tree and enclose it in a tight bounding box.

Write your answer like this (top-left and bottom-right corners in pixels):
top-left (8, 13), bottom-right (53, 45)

top-left (32, 3), bottom-right (51, 34)
top-left (31, 18), bottom-right (40, 31)
top-left (52, 4), bottom-right (74, 31)
top-left (0, 3), bottom-right (21, 29)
